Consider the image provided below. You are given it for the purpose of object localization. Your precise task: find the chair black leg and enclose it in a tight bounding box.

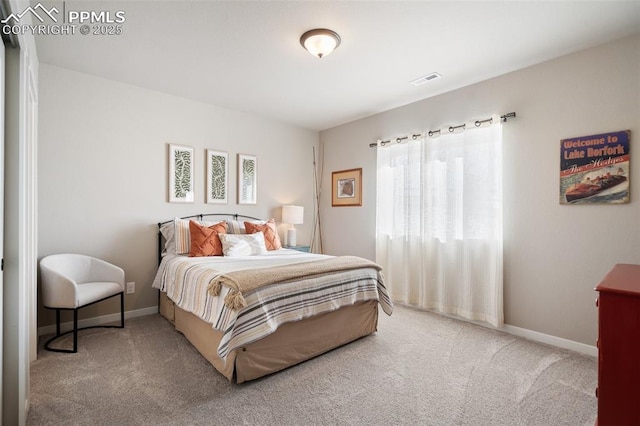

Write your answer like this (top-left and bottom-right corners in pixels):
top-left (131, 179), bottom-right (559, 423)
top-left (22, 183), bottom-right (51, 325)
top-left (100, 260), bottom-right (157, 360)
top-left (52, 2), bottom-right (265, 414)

top-left (73, 309), bottom-right (78, 353)
top-left (44, 292), bottom-right (125, 353)
top-left (120, 292), bottom-right (125, 328)
top-left (55, 309), bottom-right (61, 336)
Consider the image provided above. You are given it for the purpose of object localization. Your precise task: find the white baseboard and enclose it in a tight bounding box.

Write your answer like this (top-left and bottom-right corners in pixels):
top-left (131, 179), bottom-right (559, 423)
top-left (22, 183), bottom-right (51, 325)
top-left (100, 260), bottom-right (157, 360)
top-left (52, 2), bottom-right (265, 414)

top-left (38, 304), bottom-right (598, 358)
top-left (37, 306), bottom-right (158, 336)
top-left (502, 324), bottom-right (597, 357)
top-left (404, 305), bottom-right (598, 358)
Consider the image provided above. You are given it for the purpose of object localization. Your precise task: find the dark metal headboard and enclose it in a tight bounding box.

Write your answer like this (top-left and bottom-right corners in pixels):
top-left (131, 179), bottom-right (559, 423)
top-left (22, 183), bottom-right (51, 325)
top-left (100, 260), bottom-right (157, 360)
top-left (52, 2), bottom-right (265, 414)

top-left (157, 213), bottom-right (262, 264)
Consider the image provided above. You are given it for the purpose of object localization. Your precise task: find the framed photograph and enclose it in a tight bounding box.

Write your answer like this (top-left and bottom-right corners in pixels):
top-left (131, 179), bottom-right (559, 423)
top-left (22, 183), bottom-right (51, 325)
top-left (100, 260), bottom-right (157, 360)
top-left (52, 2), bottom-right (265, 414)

top-left (560, 130), bottom-right (630, 204)
top-left (332, 168), bottom-right (362, 207)
top-left (206, 150), bottom-right (228, 204)
top-left (237, 153), bottom-right (257, 204)
top-left (168, 144), bottom-right (194, 203)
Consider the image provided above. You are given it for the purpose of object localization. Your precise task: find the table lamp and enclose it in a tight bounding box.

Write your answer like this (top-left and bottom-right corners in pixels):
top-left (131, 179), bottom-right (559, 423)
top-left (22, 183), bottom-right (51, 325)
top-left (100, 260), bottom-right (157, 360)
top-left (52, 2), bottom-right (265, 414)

top-left (281, 205), bottom-right (304, 247)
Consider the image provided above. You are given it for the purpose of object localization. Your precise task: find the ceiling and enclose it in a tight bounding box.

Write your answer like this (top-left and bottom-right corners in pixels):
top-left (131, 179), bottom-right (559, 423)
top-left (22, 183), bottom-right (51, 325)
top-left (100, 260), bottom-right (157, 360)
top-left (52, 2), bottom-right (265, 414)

top-left (34, 1), bottom-right (640, 131)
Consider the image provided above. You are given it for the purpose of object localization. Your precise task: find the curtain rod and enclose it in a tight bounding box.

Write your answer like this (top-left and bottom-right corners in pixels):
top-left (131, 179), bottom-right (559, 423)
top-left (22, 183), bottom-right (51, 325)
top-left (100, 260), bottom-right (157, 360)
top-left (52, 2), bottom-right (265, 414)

top-left (369, 111), bottom-right (516, 148)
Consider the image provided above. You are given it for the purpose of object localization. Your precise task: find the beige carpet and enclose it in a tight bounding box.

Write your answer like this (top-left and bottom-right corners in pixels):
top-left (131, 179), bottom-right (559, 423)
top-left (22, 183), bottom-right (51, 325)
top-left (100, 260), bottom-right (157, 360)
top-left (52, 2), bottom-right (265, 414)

top-left (27, 305), bottom-right (597, 425)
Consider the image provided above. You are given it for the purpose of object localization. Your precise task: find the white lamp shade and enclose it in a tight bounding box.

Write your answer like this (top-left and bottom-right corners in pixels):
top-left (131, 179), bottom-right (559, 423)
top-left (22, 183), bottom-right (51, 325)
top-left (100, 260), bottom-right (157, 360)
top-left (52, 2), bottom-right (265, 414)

top-left (282, 205), bottom-right (304, 225)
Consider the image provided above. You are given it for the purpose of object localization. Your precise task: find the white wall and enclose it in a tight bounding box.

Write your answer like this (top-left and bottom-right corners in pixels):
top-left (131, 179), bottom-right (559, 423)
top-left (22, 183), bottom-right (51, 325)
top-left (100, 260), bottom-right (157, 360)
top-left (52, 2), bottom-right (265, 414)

top-left (319, 34), bottom-right (640, 346)
top-left (38, 64), bottom-right (318, 326)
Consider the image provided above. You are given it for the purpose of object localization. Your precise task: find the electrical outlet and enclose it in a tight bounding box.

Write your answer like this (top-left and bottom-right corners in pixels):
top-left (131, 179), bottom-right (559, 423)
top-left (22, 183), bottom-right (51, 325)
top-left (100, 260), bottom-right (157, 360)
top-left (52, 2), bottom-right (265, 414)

top-left (126, 282), bottom-right (135, 294)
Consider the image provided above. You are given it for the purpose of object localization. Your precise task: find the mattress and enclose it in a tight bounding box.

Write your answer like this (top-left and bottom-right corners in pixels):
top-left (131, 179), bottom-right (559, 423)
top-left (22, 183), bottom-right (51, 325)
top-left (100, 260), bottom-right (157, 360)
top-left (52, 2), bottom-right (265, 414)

top-left (153, 249), bottom-right (392, 359)
top-left (153, 248), bottom-right (392, 382)
top-left (160, 294), bottom-right (379, 383)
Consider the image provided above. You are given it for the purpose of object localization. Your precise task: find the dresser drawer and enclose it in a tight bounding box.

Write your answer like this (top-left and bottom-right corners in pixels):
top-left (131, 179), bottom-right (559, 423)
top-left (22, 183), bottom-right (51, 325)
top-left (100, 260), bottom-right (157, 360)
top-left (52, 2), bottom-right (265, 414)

top-left (595, 264), bottom-right (640, 425)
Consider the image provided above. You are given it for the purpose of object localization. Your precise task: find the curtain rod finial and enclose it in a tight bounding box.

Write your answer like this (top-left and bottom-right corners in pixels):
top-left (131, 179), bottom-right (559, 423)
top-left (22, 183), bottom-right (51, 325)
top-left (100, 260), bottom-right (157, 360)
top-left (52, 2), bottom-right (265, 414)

top-left (501, 112), bottom-right (516, 122)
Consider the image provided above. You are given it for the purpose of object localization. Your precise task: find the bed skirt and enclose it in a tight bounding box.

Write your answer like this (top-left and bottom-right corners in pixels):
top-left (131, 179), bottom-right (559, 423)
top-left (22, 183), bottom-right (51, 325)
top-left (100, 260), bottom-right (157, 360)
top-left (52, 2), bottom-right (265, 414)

top-left (159, 291), bottom-right (379, 383)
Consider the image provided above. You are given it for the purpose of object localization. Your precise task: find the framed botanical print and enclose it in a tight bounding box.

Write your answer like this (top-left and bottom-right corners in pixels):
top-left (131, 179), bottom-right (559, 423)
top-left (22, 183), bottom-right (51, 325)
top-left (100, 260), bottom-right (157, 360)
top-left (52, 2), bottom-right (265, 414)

top-left (206, 149), bottom-right (228, 204)
top-left (332, 168), bottom-right (362, 206)
top-left (237, 153), bottom-right (257, 205)
top-left (168, 144), bottom-right (194, 203)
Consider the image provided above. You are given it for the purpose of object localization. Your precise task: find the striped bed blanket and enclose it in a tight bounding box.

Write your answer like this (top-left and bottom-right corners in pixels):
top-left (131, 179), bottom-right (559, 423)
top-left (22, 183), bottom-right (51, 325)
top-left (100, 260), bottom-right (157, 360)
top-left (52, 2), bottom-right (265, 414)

top-left (152, 250), bottom-right (393, 359)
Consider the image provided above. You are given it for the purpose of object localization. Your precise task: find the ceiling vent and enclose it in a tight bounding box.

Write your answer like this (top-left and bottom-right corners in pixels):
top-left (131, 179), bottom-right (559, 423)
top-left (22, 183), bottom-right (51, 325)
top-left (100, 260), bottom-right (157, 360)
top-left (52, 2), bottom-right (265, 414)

top-left (410, 72), bottom-right (442, 86)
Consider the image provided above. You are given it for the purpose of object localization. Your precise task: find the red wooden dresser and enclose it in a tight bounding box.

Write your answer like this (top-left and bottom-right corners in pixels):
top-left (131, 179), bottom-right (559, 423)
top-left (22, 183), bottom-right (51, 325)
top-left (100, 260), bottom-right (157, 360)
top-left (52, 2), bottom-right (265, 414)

top-left (595, 264), bottom-right (640, 425)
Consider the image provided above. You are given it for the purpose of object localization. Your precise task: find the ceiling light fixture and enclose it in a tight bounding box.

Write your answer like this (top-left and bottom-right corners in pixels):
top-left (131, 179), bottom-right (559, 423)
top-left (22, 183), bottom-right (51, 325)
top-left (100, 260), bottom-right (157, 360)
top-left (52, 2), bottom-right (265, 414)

top-left (300, 28), bottom-right (341, 59)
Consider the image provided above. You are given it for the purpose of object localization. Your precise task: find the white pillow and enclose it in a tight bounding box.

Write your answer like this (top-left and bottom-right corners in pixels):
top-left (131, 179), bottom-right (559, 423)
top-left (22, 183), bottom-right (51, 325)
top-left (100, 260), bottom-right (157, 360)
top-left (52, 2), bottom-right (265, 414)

top-left (226, 219), bottom-right (266, 234)
top-left (219, 232), bottom-right (268, 257)
top-left (160, 221), bottom-right (176, 256)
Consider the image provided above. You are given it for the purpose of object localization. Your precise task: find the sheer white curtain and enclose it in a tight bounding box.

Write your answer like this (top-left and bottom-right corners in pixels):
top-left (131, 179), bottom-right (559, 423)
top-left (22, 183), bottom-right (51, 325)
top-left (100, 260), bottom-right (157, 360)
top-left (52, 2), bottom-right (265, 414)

top-left (376, 122), bottom-right (503, 327)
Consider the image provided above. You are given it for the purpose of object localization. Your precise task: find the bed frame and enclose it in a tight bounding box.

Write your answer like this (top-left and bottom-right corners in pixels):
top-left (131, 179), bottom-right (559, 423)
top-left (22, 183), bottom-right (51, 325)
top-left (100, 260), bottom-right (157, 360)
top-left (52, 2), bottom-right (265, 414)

top-left (156, 213), bottom-right (380, 383)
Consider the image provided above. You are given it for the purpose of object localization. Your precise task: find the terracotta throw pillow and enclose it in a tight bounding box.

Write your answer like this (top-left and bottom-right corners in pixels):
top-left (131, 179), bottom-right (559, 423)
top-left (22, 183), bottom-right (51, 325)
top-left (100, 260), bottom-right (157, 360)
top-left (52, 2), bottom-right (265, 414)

top-left (244, 219), bottom-right (282, 251)
top-left (189, 220), bottom-right (227, 257)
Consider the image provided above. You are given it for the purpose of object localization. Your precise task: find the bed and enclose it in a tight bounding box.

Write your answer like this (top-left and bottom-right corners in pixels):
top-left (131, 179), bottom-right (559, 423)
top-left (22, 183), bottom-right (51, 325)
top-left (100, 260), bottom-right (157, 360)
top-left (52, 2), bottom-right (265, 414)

top-left (153, 213), bottom-right (393, 383)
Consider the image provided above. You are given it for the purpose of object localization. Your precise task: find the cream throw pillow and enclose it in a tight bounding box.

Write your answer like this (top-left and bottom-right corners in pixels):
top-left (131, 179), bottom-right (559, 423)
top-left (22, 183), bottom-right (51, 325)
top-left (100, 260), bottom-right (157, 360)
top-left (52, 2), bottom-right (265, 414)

top-left (219, 232), bottom-right (268, 257)
top-left (225, 219), bottom-right (267, 234)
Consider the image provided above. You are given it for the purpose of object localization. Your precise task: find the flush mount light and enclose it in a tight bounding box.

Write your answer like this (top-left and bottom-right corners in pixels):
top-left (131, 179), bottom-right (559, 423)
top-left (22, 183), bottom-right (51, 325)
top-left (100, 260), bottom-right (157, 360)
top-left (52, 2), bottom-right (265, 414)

top-left (300, 28), bottom-right (341, 59)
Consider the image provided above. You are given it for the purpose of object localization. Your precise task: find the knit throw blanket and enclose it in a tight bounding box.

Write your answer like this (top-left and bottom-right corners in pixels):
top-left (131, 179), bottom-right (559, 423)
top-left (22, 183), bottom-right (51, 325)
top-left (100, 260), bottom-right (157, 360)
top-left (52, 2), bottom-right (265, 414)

top-left (207, 255), bottom-right (382, 310)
